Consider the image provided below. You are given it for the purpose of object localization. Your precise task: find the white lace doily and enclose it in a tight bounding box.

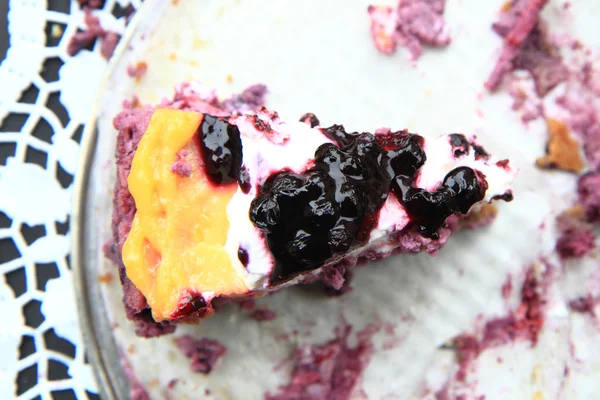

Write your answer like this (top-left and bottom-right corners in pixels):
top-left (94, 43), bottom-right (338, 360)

top-left (0, 0), bottom-right (142, 398)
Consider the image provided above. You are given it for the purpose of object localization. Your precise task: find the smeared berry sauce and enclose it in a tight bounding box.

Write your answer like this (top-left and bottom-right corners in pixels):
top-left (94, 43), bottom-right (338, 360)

top-left (249, 123), bottom-right (486, 284)
top-left (199, 116), bottom-right (243, 185)
top-left (299, 113), bottom-right (321, 128)
top-left (449, 133), bottom-right (471, 157)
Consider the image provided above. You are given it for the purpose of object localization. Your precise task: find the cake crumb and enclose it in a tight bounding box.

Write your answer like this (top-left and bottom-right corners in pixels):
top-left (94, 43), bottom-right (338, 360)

top-left (578, 172), bottom-right (600, 223)
top-left (226, 74), bottom-right (233, 84)
top-left (569, 295), bottom-right (596, 315)
top-left (67, 8), bottom-right (123, 59)
top-left (486, 0), bottom-right (561, 93)
top-left (97, 272), bottom-right (114, 283)
top-left (501, 1), bottom-right (513, 12)
top-left (555, 206), bottom-right (596, 259)
top-left (167, 379), bottom-right (179, 389)
top-left (127, 344), bottom-right (135, 354)
top-left (127, 62), bottom-right (148, 81)
top-left (101, 32), bottom-right (120, 60)
top-left (536, 119), bottom-right (585, 173)
top-left (556, 228), bottom-right (595, 259)
top-left (169, 53), bottom-right (177, 61)
top-left (367, 0), bottom-right (450, 60)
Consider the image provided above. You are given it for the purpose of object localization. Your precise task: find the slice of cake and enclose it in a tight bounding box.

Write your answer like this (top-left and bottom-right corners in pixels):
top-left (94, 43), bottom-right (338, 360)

top-left (107, 83), bottom-right (516, 336)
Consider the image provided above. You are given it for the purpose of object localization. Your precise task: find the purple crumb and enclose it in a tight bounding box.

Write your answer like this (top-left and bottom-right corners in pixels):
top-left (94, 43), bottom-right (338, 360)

top-left (250, 308), bottom-right (278, 321)
top-left (67, 31), bottom-right (98, 56)
top-left (512, 24), bottom-right (568, 97)
top-left (167, 379), bottom-right (179, 389)
top-left (265, 321), bottom-right (377, 400)
top-left (170, 161), bottom-right (192, 177)
top-left (220, 84), bottom-right (269, 114)
top-left (569, 295), bottom-right (596, 316)
top-left (556, 229), bottom-right (595, 259)
top-left (557, 85), bottom-right (600, 171)
top-left (320, 266), bottom-right (347, 291)
top-left (323, 269), bottom-right (354, 297)
top-left (486, 0), bottom-right (554, 92)
top-left (133, 310), bottom-right (176, 338)
top-left (175, 335), bottom-right (227, 374)
top-left (67, 8), bottom-right (121, 59)
top-left (554, 206), bottom-right (596, 259)
top-left (367, 0), bottom-right (450, 60)
top-left (67, 10), bottom-right (105, 56)
top-left (101, 31), bottom-right (121, 60)
top-left (578, 172), bottom-right (600, 222)
top-left (127, 62), bottom-right (149, 80)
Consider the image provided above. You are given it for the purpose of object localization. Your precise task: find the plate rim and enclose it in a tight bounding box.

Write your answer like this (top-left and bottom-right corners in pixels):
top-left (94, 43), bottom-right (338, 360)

top-left (71, 2), bottom-right (159, 399)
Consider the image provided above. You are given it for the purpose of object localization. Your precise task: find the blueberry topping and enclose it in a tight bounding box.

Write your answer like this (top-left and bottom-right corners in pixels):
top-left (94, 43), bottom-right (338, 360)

top-left (449, 134), bottom-right (471, 157)
top-left (238, 247), bottom-right (249, 267)
top-left (249, 124), bottom-right (488, 284)
top-left (199, 116), bottom-right (243, 185)
top-left (472, 143), bottom-right (489, 160)
top-left (250, 115), bottom-right (270, 132)
top-left (300, 113), bottom-right (320, 128)
top-left (238, 166), bottom-right (251, 194)
top-left (322, 124), bottom-right (361, 149)
top-left (392, 167), bottom-right (485, 238)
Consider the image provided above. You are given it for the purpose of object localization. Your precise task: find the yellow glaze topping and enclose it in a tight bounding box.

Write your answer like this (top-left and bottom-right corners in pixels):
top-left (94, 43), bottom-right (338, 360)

top-left (122, 109), bottom-right (249, 322)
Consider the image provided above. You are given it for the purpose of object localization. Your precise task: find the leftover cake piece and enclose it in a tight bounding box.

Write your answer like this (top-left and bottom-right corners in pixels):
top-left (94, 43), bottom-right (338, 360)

top-left (107, 83), bottom-right (516, 335)
top-left (368, 0), bottom-right (450, 60)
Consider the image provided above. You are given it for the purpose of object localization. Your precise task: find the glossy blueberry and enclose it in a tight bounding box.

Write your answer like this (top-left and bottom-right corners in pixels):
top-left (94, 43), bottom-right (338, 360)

top-left (199, 116), bottom-right (243, 185)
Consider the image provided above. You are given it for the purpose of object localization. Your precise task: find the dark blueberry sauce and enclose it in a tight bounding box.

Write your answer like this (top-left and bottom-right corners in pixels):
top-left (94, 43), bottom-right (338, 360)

top-left (237, 247), bottom-right (249, 267)
top-left (249, 124), bottom-right (487, 284)
top-left (472, 142), bottom-right (490, 160)
top-left (392, 167), bottom-right (485, 238)
top-left (198, 116), bottom-right (243, 185)
top-left (250, 115), bottom-right (270, 132)
top-left (300, 113), bottom-right (320, 128)
top-left (449, 134), bottom-right (471, 157)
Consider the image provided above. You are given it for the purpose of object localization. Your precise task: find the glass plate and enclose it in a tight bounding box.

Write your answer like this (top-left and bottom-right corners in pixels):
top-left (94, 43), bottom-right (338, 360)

top-left (72, 0), bottom-right (595, 398)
